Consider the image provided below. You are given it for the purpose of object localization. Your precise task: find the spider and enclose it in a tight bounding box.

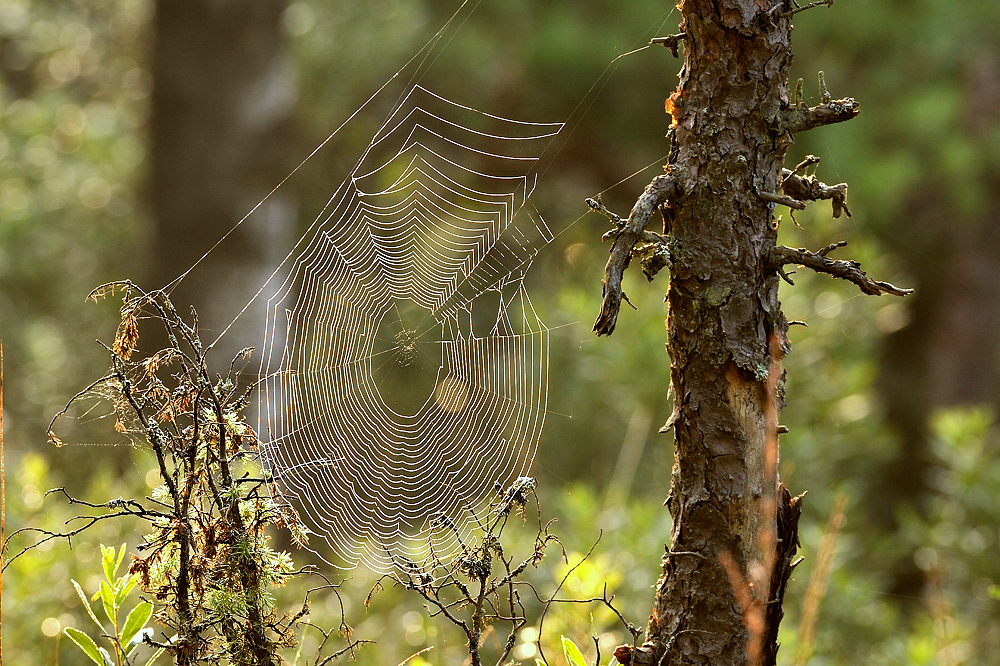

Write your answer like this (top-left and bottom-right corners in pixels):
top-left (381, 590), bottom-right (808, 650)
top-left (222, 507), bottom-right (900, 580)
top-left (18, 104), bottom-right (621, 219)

top-left (394, 328), bottom-right (418, 366)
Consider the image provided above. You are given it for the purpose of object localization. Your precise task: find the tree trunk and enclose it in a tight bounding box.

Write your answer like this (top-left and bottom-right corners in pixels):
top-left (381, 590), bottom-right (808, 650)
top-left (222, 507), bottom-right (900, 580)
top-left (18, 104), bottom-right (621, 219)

top-left (148, 0), bottom-right (297, 361)
top-left (600, 2), bottom-right (818, 664)
top-left (871, 53), bottom-right (1000, 600)
top-left (648, 5), bottom-right (796, 665)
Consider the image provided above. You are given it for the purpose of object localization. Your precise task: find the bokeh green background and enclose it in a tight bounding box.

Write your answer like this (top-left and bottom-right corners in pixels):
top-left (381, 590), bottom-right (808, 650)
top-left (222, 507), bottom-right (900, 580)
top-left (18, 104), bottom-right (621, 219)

top-left (2, 0), bottom-right (1000, 664)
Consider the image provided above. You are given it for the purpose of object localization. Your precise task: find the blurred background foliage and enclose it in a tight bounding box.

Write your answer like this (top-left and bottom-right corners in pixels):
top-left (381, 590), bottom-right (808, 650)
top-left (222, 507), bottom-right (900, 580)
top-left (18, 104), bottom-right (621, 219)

top-left (1, 0), bottom-right (999, 664)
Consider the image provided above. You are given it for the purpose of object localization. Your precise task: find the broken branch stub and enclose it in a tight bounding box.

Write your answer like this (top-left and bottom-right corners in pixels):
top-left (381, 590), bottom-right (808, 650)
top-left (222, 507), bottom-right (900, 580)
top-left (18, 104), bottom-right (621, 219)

top-left (780, 168), bottom-right (852, 218)
top-left (593, 172), bottom-right (680, 336)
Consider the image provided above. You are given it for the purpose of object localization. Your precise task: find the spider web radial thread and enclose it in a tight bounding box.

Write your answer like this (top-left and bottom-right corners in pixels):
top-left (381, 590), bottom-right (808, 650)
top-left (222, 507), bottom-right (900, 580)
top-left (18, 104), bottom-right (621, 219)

top-left (258, 86), bottom-right (562, 572)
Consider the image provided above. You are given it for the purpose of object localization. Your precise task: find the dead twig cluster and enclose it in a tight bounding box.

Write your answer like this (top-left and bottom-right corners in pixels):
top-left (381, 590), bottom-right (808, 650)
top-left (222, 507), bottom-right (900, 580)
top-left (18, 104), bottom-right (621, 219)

top-left (3, 281), bottom-right (360, 666)
top-left (374, 477), bottom-right (562, 666)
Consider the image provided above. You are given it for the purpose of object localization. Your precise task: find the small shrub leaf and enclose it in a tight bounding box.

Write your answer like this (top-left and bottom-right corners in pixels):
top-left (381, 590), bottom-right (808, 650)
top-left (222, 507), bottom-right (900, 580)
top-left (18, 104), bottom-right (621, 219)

top-left (115, 542), bottom-right (127, 576)
top-left (63, 627), bottom-right (105, 665)
top-left (99, 579), bottom-right (116, 624)
top-left (101, 544), bottom-right (115, 583)
top-left (116, 574), bottom-right (138, 605)
top-left (71, 580), bottom-right (106, 632)
top-left (562, 636), bottom-right (587, 666)
top-left (121, 601), bottom-right (153, 648)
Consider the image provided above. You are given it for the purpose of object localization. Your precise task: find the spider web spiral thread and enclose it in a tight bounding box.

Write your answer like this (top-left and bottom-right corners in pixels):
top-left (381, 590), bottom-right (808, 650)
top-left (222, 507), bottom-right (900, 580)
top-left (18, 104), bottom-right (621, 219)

top-left (258, 86), bottom-right (563, 572)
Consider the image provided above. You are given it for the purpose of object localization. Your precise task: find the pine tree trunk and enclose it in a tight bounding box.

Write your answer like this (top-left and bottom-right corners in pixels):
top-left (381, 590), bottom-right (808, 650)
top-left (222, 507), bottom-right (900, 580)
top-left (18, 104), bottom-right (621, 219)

top-left (603, 2), bottom-right (809, 664)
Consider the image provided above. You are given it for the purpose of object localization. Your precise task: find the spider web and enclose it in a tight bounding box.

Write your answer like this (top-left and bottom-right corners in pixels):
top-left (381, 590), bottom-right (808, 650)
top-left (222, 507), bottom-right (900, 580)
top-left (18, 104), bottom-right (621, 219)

top-left (256, 85), bottom-right (563, 571)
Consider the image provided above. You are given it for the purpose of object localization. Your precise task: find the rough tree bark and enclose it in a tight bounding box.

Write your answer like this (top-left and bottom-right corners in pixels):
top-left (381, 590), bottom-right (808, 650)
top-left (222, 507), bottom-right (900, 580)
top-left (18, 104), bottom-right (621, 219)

top-left (593, 2), bottom-right (909, 665)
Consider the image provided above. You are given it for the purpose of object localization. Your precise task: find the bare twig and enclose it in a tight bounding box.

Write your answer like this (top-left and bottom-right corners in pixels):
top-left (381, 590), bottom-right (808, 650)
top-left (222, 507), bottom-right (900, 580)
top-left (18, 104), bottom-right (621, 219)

top-left (759, 191), bottom-right (806, 210)
top-left (793, 493), bottom-right (847, 666)
top-left (386, 480), bottom-right (559, 666)
top-left (784, 0), bottom-right (835, 18)
top-left (594, 173), bottom-right (680, 336)
top-left (788, 155), bottom-right (821, 176)
top-left (535, 535), bottom-right (601, 666)
top-left (768, 243), bottom-right (913, 296)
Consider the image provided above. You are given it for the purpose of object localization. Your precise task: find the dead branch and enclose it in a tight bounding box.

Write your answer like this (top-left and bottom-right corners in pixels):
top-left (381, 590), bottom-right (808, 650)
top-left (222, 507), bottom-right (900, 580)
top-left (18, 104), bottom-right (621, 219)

top-left (767, 243), bottom-right (913, 296)
top-left (650, 33), bottom-right (686, 58)
top-left (780, 168), bottom-right (852, 217)
top-left (759, 191), bottom-right (806, 210)
top-left (781, 71), bottom-right (858, 138)
top-left (593, 173), bottom-right (680, 336)
top-left (783, 71), bottom-right (860, 134)
top-left (784, 0), bottom-right (835, 18)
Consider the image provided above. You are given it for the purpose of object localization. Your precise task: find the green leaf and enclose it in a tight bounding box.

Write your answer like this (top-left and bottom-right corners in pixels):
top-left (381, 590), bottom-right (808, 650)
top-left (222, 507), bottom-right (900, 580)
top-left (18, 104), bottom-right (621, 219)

top-left (536, 659), bottom-right (547, 666)
top-left (63, 627), bottom-right (105, 665)
top-left (99, 579), bottom-right (116, 625)
top-left (71, 580), bottom-right (107, 633)
top-left (120, 601), bottom-right (153, 648)
top-left (115, 541), bottom-right (127, 577)
top-left (116, 574), bottom-right (138, 606)
top-left (562, 636), bottom-right (587, 666)
top-left (101, 544), bottom-right (115, 583)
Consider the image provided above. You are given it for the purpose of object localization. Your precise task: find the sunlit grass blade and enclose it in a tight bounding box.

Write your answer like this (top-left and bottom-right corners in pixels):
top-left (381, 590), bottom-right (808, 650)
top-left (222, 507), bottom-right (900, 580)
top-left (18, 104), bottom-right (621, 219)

top-left (794, 492), bottom-right (848, 666)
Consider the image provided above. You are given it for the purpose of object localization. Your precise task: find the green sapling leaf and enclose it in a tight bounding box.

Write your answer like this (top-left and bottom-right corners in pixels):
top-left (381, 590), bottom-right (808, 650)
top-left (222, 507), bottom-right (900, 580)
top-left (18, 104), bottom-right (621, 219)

top-left (63, 627), bottom-right (105, 666)
top-left (562, 636), bottom-right (587, 666)
top-left (121, 601), bottom-right (153, 648)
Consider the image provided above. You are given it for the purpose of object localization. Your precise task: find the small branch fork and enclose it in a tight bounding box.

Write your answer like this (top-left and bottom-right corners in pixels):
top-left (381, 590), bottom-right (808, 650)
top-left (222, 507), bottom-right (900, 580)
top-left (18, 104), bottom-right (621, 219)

top-left (767, 241), bottom-right (913, 296)
top-left (592, 172), bottom-right (680, 336)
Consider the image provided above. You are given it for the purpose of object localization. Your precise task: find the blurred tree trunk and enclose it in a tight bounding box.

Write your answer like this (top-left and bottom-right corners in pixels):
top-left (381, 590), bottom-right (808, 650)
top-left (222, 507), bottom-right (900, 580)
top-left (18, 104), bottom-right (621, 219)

top-left (148, 0), bottom-right (297, 359)
top-left (596, 2), bottom-right (824, 664)
top-left (873, 53), bottom-right (1000, 600)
